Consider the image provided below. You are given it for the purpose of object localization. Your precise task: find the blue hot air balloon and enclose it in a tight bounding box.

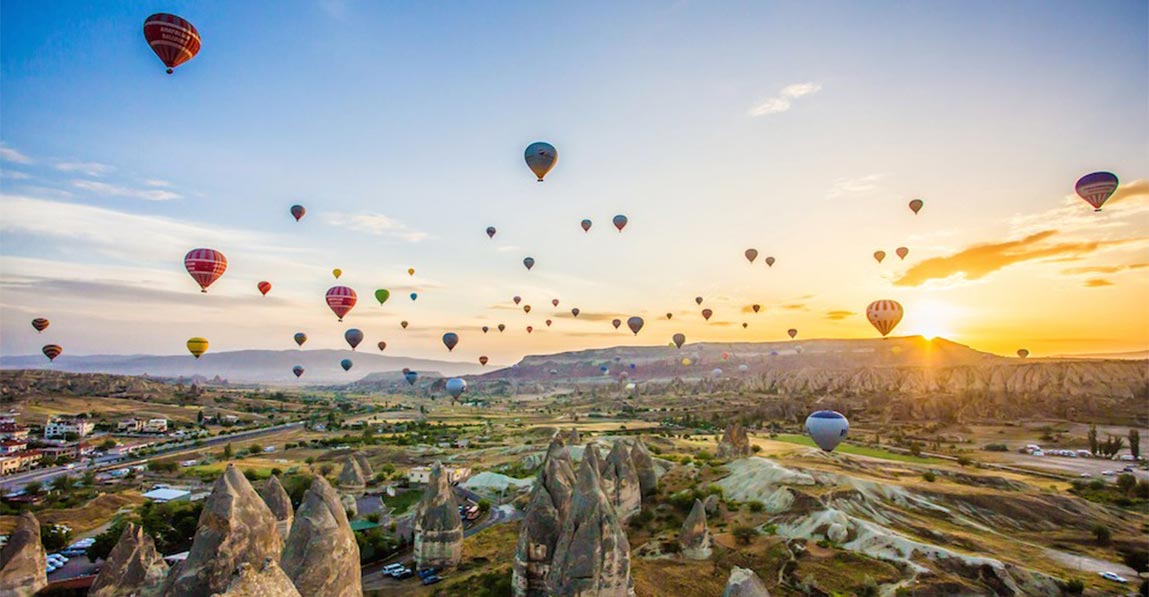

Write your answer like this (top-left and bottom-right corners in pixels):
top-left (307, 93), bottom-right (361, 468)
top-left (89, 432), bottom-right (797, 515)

top-left (404, 370), bottom-right (418, 385)
top-left (442, 332), bottom-right (459, 352)
top-left (344, 329), bottom-right (364, 350)
top-left (524, 142), bottom-right (558, 181)
top-left (445, 378), bottom-right (467, 400)
top-left (805, 410), bottom-right (849, 452)
top-left (410, 292), bottom-right (418, 301)
top-left (341, 359), bottom-right (353, 371)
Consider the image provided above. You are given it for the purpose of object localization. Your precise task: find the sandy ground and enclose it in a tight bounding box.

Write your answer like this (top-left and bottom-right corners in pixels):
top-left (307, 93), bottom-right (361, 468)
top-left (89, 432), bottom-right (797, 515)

top-left (993, 451), bottom-right (1148, 481)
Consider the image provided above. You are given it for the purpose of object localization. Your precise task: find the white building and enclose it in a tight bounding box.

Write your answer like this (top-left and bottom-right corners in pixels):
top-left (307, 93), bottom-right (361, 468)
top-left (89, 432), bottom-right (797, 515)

top-left (141, 488), bottom-right (191, 503)
top-left (118, 419), bottom-right (142, 433)
top-left (143, 419), bottom-right (168, 434)
top-left (44, 416), bottom-right (94, 439)
top-left (407, 465), bottom-right (470, 485)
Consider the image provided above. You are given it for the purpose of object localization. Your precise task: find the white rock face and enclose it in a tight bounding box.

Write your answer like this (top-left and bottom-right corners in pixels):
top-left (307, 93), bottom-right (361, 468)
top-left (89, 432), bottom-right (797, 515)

top-left (413, 461), bottom-right (464, 569)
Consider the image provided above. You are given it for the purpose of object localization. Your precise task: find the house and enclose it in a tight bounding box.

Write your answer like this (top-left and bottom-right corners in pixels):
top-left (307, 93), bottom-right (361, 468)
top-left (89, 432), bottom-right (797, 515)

top-left (0, 450), bottom-right (41, 476)
top-left (142, 419), bottom-right (168, 434)
top-left (141, 488), bottom-right (191, 503)
top-left (0, 423), bottom-right (30, 441)
top-left (44, 416), bottom-right (95, 439)
top-left (117, 419), bottom-right (142, 433)
top-left (0, 440), bottom-right (27, 455)
top-left (219, 415), bottom-right (240, 426)
top-left (407, 465), bottom-right (471, 485)
top-left (39, 443), bottom-right (92, 461)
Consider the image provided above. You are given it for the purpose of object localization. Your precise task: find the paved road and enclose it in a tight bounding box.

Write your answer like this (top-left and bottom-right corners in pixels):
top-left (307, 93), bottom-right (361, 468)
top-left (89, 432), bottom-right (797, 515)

top-left (1, 422), bottom-right (304, 493)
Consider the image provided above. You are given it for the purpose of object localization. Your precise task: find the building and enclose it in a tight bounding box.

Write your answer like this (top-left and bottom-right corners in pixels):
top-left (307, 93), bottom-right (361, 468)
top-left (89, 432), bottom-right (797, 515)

top-left (141, 488), bottom-right (191, 503)
top-left (0, 440), bottom-right (27, 455)
top-left (39, 443), bottom-right (93, 461)
top-left (0, 450), bottom-right (42, 476)
top-left (44, 416), bottom-right (95, 439)
top-left (0, 422), bottom-right (30, 441)
top-left (219, 415), bottom-right (240, 426)
top-left (407, 465), bottom-right (470, 485)
top-left (117, 419), bottom-right (142, 433)
top-left (142, 419), bottom-right (168, 434)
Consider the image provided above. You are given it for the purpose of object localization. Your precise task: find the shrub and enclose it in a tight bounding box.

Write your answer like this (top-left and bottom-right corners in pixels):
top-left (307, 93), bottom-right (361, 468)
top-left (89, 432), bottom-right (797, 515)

top-left (1063, 578), bottom-right (1084, 594)
top-left (922, 471), bottom-right (937, 483)
top-left (732, 525), bottom-right (757, 545)
top-left (751, 445), bottom-right (762, 453)
top-left (956, 455), bottom-right (972, 467)
top-left (1123, 549), bottom-right (1149, 575)
top-left (747, 501), bottom-right (765, 513)
top-left (984, 443), bottom-right (1009, 452)
top-left (1092, 524), bottom-right (1111, 546)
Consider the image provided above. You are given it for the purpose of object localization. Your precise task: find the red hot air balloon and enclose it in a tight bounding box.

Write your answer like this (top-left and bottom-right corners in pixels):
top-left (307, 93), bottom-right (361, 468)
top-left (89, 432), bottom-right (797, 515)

top-left (571, 308), bottom-right (580, 317)
top-left (552, 299), bottom-right (560, 307)
top-left (908, 199), bottom-right (924, 214)
top-left (612, 319), bottom-right (622, 330)
top-left (185, 248), bottom-right (227, 293)
top-left (752, 304), bottom-right (761, 313)
top-left (325, 286), bottom-right (357, 321)
top-left (526, 326), bottom-right (534, 334)
top-left (257, 281), bottom-right (272, 296)
top-left (896, 247), bottom-right (909, 260)
top-left (377, 341), bottom-right (387, 351)
top-left (788, 328), bottom-right (798, 339)
top-left (143, 13), bottom-right (201, 74)
top-left (31, 318), bottom-right (49, 333)
top-left (701, 309), bottom-right (713, 321)
top-left (765, 256), bottom-right (776, 267)
top-left (42, 344), bottom-right (62, 362)
top-left (479, 356), bottom-right (489, 366)
top-left (290, 205), bottom-right (306, 221)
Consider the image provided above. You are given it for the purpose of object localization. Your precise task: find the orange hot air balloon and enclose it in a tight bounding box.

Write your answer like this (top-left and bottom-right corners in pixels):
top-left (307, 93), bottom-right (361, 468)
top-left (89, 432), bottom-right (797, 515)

top-left (1017, 349), bottom-right (1029, 358)
top-left (612, 319), bottom-right (622, 330)
top-left (143, 13), bottom-right (200, 74)
top-left (866, 300), bottom-right (904, 337)
top-left (788, 328), bottom-right (798, 339)
top-left (42, 344), bottom-right (62, 362)
top-left (400, 321), bottom-right (409, 329)
top-left (701, 309), bottom-right (713, 321)
top-left (257, 281), bottom-right (272, 296)
top-left (873, 251), bottom-right (886, 264)
top-left (908, 199), bottom-right (924, 214)
top-left (744, 248), bottom-right (758, 263)
top-left (31, 318), bottom-right (49, 333)
top-left (523, 305), bottom-right (531, 314)
top-left (184, 248), bottom-right (227, 292)
top-left (479, 356), bottom-right (489, 366)
top-left (896, 247), bottom-right (909, 260)
top-left (408, 268), bottom-right (415, 276)
top-left (325, 286), bottom-right (357, 321)
top-left (751, 304), bottom-right (761, 313)
top-left (552, 299), bottom-right (559, 307)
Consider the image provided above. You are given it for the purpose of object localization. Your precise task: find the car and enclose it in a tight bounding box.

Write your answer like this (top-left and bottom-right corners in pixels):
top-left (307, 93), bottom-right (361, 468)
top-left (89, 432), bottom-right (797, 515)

top-left (421, 574), bottom-right (443, 585)
top-left (1098, 571), bottom-right (1128, 583)
top-left (417, 568), bottom-right (438, 579)
top-left (393, 569), bottom-right (414, 580)
top-left (1079, 472), bottom-right (1092, 478)
top-left (1102, 470), bottom-right (1117, 476)
top-left (381, 563), bottom-right (405, 573)
top-left (1122, 465), bottom-right (1136, 472)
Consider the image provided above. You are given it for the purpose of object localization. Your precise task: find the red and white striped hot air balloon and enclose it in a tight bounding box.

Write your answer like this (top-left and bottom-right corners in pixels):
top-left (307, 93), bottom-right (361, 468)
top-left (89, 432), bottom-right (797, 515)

top-left (143, 13), bottom-right (201, 74)
top-left (866, 300), bottom-right (904, 337)
top-left (184, 248), bottom-right (227, 293)
top-left (325, 286), bottom-right (357, 321)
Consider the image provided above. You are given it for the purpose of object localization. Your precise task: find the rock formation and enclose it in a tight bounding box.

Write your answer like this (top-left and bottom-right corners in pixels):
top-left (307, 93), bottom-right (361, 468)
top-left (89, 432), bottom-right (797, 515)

top-left (210, 558), bottom-right (301, 597)
top-left (339, 493), bottom-right (358, 519)
top-left (338, 457), bottom-right (366, 493)
top-left (0, 512), bottom-right (46, 597)
top-left (566, 428), bottom-right (581, 446)
top-left (546, 450), bottom-right (633, 596)
top-left (723, 566), bottom-right (770, 597)
top-left (717, 422), bottom-right (751, 459)
top-left (162, 465), bottom-right (284, 597)
top-left (628, 440), bottom-right (657, 498)
top-left (513, 438), bottom-right (577, 597)
top-left (89, 522), bottom-right (168, 597)
top-left (352, 452), bottom-right (373, 478)
top-left (281, 476), bottom-right (362, 597)
top-left (413, 461), bottom-right (464, 569)
top-left (256, 475), bottom-right (294, 542)
top-left (583, 442), bottom-right (604, 475)
top-left (601, 441), bottom-right (641, 522)
top-left (678, 499), bottom-right (712, 560)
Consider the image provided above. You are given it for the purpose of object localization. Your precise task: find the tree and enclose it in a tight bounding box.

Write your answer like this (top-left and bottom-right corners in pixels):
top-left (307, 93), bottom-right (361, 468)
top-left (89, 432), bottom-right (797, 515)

top-left (1130, 429), bottom-right (1141, 461)
top-left (732, 525), bottom-right (758, 546)
top-left (1088, 424), bottom-right (1099, 455)
top-left (222, 443), bottom-right (233, 460)
top-left (41, 524), bottom-right (71, 552)
top-left (1122, 549), bottom-right (1148, 576)
top-left (1100, 435), bottom-right (1126, 458)
top-left (196, 410), bottom-right (205, 424)
top-left (1117, 473), bottom-right (1138, 495)
top-left (51, 474), bottom-right (72, 492)
top-left (24, 481), bottom-right (42, 495)
top-left (1092, 524), bottom-right (1111, 546)
top-left (98, 439), bottom-right (118, 451)
top-left (89, 520), bottom-right (129, 562)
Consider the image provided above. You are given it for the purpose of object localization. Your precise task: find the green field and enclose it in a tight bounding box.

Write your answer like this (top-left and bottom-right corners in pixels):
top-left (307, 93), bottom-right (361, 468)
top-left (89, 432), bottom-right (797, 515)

top-left (772, 434), bottom-right (943, 464)
top-left (382, 489), bottom-right (424, 514)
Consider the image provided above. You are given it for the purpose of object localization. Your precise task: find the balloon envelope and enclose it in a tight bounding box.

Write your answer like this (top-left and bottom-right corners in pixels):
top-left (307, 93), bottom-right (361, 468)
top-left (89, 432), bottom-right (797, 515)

top-left (525, 142), bottom-right (558, 181)
top-left (612, 215), bottom-right (628, 231)
top-left (479, 356), bottom-right (488, 366)
top-left (580, 219), bottom-right (592, 232)
top-left (377, 341), bottom-right (387, 351)
top-left (745, 248), bottom-right (758, 263)
top-left (410, 292), bottom-right (418, 301)
top-left (404, 371), bottom-right (418, 385)
top-left (523, 305), bottom-right (531, 313)
top-left (42, 344), bottom-right (62, 362)
top-left (341, 359), bottom-right (353, 371)
top-left (332, 268), bottom-right (342, 279)
top-left (752, 304), bottom-right (761, 313)
top-left (513, 296), bottom-right (521, 305)
top-left (701, 309), bottom-right (713, 321)
top-left (627, 316), bottom-right (644, 335)
top-left (1075, 172), bottom-right (1119, 211)
top-left (400, 321), bottom-right (408, 329)
top-left (31, 318), bottom-right (49, 333)
top-left (666, 313), bottom-right (673, 319)
top-left (257, 281), bottom-right (271, 296)
top-left (788, 328), bottom-right (798, 339)
top-left (866, 300), bottom-right (904, 337)
top-left (806, 410), bottom-right (849, 452)
top-left (908, 199), bottom-right (924, 214)
top-left (486, 226), bottom-right (496, 238)
top-left (552, 299), bottom-right (560, 307)
top-left (873, 251), bottom-right (886, 264)
top-left (375, 289), bottom-right (390, 305)
top-left (345, 329), bottom-right (364, 350)
top-left (186, 337), bottom-right (208, 359)
top-left (672, 333), bottom-right (686, 349)
top-left (408, 268), bottom-right (415, 276)
top-left (325, 286), bottom-right (357, 321)
top-left (571, 308), bottom-right (580, 317)
top-left (498, 324), bottom-right (506, 332)
top-left (293, 333), bottom-right (307, 347)
top-left (184, 248), bottom-right (227, 292)
top-left (896, 247), bottom-right (909, 260)
top-left (442, 332), bottom-right (459, 352)
top-left (523, 257), bottom-right (535, 271)
top-left (481, 326), bottom-right (490, 333)
top-left (143, 13), bottom-right (200, 73)
top-left (292, 365), bottom-right (304, 378)
top-left (611, 319), bottom-right (622, 330)
top-left (446, 378), bottom-right (467, 399)
top-left (290, 205), bottom-right (305, 221)
top-left (1017, 349), bottom-right (1029, 358)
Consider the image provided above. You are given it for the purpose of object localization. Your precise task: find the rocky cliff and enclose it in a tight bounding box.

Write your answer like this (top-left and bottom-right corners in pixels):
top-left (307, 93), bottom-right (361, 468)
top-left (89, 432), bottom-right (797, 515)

top-left (513, 438), bottom-right (577, 597)
top-left (256, 475), bottom-right (294, 542)
top-left (413, 461), bottom-right (464, 569)
top-left (717, 422), bottom-right (751, 459)
top-left (209, 559), bottom-right (301, 597)
top-left (629, 440), bottom-right (658, 499)
top-left (602, 441), bottom-right (641, 522)
top-left (678, 499), bottom-right (712, 560)
top-left (338, 457), bottom-right (366, 493)
top-left (0, 512), bottom-right (46, 597)
top-left (89, 522), bottom-right (168, 597)
top-left (280, 476), bottom-right (362, 597)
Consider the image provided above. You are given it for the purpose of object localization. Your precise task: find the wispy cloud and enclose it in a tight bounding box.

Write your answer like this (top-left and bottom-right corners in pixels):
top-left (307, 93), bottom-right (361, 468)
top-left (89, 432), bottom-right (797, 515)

top-left (143, 179), bottom-right (172, 187)
top-left (1084, 278), bottom-right (1114, 287)
top-left (1061, 263), bottom-right (1148, 275)
top-left (0, 144), bottom-right (33, 164)
top-left (72, 180), bottom-right (182, 201)
top-left (0, 170), bottom-right (31, 180)
top-left (825, 310), bottom-right (854, 321)
top-left (325, 212), bottom-right (429, 242)
top-left (827, 174), bottom-right (884, 199)
top-left (1010, 179), bottom-right (1149, 237)
top-left (55, 162), bottom-right (114, 177)
top-left (748, 82), bottom-right (822, 117)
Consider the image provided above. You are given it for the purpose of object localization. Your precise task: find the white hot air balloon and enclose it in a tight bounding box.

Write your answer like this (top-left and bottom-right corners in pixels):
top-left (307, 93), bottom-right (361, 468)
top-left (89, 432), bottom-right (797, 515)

top-left (445, 378), bottom-right (467, 400)
top-left (805, 410), bottom-right (849, 452)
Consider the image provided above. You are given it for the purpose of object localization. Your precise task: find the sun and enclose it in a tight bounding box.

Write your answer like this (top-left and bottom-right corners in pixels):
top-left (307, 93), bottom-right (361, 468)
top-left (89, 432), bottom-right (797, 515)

top-left (908, 300), bottom-right (960, 340)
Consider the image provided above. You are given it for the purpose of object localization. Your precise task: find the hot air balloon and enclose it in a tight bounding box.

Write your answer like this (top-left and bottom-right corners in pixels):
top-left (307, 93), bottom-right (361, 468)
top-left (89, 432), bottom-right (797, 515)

top-left (325, 286), bottom-right (357, 321)
top-left (1075, 172), bottom-right (1119, 211)
top-left (581, 219), bottom-right (592, 232)
top-left (143, 13), bottom-right (200, 74)
top-left (375, 289), bottom-right (390, 305)
top-left (721, 352), bottom-right (730, 360)
top-left (701, 309), bottom-right (713, 321)
top-left (908, 199), bottom-right (924, 214)
top-left (481, 326), bottom-right (490, 334)
top-left (866, 300), bottom-right (904, 337)
top-left (682, 358), bottom-right (691, 366)
top-left (184, 248), bottom-right (227, 292)
top-left (745, 248), bottom-right (758, 263)
top-left (400, 321), bottom-right (409, 329)
top-left (341, 359), bottom-right (353, 372)
top-left (765, 257), bottom-right (776, 267)
top-left (404, 370), bottom-right (418, 385)
top-left (332, 268), bottom-right (342, 279)
top-left (408, 268), bottom-right (415, 276)
top-left (292, 365), bottom-right (304, 378)
top-left (345, 329), bottom-right (364, 350)
top-left (666, 313), bottom-right (673, 320)
top-left (627, 317), bottom-right (644, 335)
top-left (896, 247), bottom-right (909, 260)
top-left (600, 365), bottom-right (609, 374)
top-left (523, 257), bottom-right (535, 271)
top-left (377, 341), bottom-right (387, 351)
top-left (742, 323), bottom-right (748, 329)
top-left (479, 356), bottom-right (489, 366)
top-left (526, 326), bottom-right (534, 334)
top-left (523, 305), bottom-right (531, 314)
top-left (552, 299), bottom-right (560, 307)
top-left (695, 297), bottom-right (703, 305)
top-left (442, 332), bottom-right (459, 352)
top-left (672, 333), bottom-right (686, 349)
top-left (571, 308), bottom-right (580, 317)
top-left (445, 378), bottom-right (467, 400)
top-left (498, 324), bottom-right (506, 332)
top-left (806, 410), bottom-right (849, 452)
top-left (752, 304), bottom-right (761, 313)
top-left (42, 344), bottom-right (62, 362)
top-left (257, 281), bottom-right (271, 296)
top-left (525, 142), bottom-right (558, 181)
top-left (1017, 349), bottom-right (1029, 359)
top-left (873, 251), bottom-right (886, 264)
top-left (186, 337), bottom-right (208, 359)
top-left (738, 364), bottom-right (749, 372)
top-left (612, 319), bottom-right (622, 330)
top-left (712, 368), bottom-right (723, 377)
top-left (486, 226), bottom-right (497, 238)
top-left (512, 296), bottom-right (522, 305)
top-left (294, 333), bottom-right (307, 347)
top-left (31, 318), bottom-right (49, 333)
top-left (612, 215), bottom-right (628, 232)
top-left (410, 292), bottom-right (418, 301)
top-left (545, 319), bottom-right (552, 327)
top-left (290, 205), bottom-right (306, 221)
top-left (788, 328), bottom-right (798, 339)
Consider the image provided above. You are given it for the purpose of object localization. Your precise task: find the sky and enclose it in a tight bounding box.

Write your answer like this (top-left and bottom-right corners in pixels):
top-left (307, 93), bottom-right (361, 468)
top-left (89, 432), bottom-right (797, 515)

top-left (1, 0), bottom-right (1147, 366)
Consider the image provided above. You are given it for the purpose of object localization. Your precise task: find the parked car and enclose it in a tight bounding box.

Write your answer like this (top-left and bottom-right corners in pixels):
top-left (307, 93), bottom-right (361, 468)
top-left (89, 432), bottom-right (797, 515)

top-left (1079, 472), bottom-right (1092, 478)
top-left (393, 568), bottom-right (414, 580)
top-left (381, 563), bottom-right (405, 574)
top-left (1122, 465), bottom-right (1136, 473)
top-left (417, 568), bottom-right (438, 579)
top-left (1102, 470), bottom-right (1117, 477)
top-left (1098, 571), bottom-right (1128, 583)
top-left (422, 574), bottom-right (443, 585)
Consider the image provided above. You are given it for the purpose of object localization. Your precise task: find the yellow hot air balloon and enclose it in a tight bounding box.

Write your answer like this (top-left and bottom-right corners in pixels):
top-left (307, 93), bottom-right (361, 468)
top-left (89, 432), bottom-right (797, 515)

top-left (408, 268), bottom-right (415, 276)
top-left (681, 358), bottom-right (692, 366)
top-left (187, 337), bottom-right (209, 359)
top-left (332, 268), bottom-right (342, 279)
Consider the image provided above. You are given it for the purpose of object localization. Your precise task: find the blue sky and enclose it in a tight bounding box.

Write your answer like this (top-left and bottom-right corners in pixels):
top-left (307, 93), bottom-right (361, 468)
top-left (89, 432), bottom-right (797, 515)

top-left (2, 0), bottom-right (1146, 363)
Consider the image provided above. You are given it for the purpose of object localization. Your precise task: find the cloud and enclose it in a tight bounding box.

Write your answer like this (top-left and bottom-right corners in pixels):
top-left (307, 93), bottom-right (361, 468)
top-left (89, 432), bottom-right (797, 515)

top-left (553, 311), bottom-right (619, 322)
top-left (827, 174), bottom-right (884, 199)
top-left (748, 82), bottom-right (821, 117)
top-left (1084, 278), bottom-right (1114, 287)
top-left (325, 212), bottom-right (428, 242)
top-left (1010, 179), bottom-right (1149, 238)
top-left (1061, 263), bottom-right (1149, 275)
top-left (0, 170), bottom-right (31, 180)
top-left (143, 179), bottom-right (171, 187)
top-left (781, 303), bottom-right (807, 310)
top-left (55, 162), bottom-right (114, 177)
top-left (894, 230), bottom-right (1146, 287)
top-left (825, 310), bottom-right (854, 321)
top-left (1107, 179), bottom-right (1149, 207)
top-left (72, 180), bottom-right (181, 201)
top-left (0, 144), bottom-right (32, 164)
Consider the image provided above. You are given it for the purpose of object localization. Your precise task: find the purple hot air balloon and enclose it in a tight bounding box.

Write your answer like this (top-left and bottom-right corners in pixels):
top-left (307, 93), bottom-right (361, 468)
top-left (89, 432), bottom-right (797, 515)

top-left (1075, 171), bottom-right (1119, 211)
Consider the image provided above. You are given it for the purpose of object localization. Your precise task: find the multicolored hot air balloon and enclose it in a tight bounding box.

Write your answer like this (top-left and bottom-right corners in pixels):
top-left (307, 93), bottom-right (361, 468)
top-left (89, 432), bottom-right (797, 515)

top-left (290, 205), bottom-right (306, 221)
top-left (143, 13), bottom-right (200, 74)
top-left (612, 215), bottom-right (628, 232)
top-left (788, 328), bottom-right (798, 339)
top-left (523, 257), bottom-right (535, 271)
top-left (42, 344), bottom-right (62, 362)
top-left (571, 308), bottom-right (580, 317)
top-left (294, 333), bottom-right (307, 347)
top-left (908, 199), bottom-right (924, 214)
top-left (580, 219), bottom-right (592, 232)
top-left (479, 356), bottom-right (488, 366)
top-left (525, 142), bottom-right (558, 181)
top-left (806, 410), bottom-right (849, 452)
top-left (765, 256), bottom-right (776, 267)
top-left (377, 341), bottom-right (387, 351)
top-left (1017, 349), bottom-right (1029, 359)
top-left (292, 365), bottom-right (304, 378)
top-left (257, 281), bottom-right (272, 296)
top-left (446, 378), bottom-right (466, 400)
top-left (375, 289), bottom-right (390, 305)
top-left (866, 300), bottom-right (904, 337)
top-left (896, 247), bottom-right (909, 260)
top-left (611, 319), bottom-right (622, 330)
top-left (745, 248), bottom-right (758, 263)
top-left (341, 359), bottom-right (353, 371)
top-left (1075, 172), bottom-right (1119, 211)
top-left (873, 251), bottom-right (886, 264)
top-left (184, 248), bottom-right (227, 293)
top-left (627, 317), bottom-right (644, 335)
top-left (186, 337), bottom-right (208, 359)
top-left (672, 333), bottom-right (686, 349)
top-left (345, 329), bottom-right (364, 350)
top-left (486, 226), bottom-right (497, 238)
top-left (332, 268), bottom-right (342, 279)
top-left (325, 286), bottom-right (357, 321)
top-left (31, 318), bottom-right (49, 333)
top-left (442, 332), bottom-right (459, 352)
top-left (701, 309), bottom-right (713, 321)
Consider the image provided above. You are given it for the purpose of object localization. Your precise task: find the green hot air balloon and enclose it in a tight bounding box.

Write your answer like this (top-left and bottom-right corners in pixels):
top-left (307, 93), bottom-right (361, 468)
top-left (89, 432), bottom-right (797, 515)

top-left (375, 289), bottom-right (390, 305)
